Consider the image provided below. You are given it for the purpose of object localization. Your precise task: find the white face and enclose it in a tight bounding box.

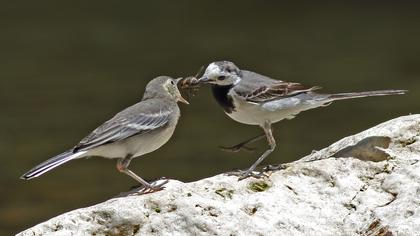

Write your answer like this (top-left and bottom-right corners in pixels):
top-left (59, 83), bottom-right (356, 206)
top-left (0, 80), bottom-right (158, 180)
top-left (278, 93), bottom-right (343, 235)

top-left (201, 62), bottom-right (241, 86)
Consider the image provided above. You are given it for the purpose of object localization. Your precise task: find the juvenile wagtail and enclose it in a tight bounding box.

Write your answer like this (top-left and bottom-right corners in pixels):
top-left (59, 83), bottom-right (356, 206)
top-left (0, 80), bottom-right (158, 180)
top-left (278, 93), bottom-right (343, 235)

top-left (21, 76), bottom-right (189, 192)
top-left (198, 61), bottom-right (407, 180)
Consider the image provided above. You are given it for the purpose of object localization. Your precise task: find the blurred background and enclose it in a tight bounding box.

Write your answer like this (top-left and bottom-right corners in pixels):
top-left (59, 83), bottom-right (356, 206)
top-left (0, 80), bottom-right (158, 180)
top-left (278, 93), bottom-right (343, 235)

top-left (1, 1), bottom-right (419, 234)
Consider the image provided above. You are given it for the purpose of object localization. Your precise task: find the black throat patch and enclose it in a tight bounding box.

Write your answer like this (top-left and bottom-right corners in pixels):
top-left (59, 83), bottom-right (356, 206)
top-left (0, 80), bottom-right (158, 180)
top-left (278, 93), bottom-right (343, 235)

top-left (211, 85), bottom-right (235, 113)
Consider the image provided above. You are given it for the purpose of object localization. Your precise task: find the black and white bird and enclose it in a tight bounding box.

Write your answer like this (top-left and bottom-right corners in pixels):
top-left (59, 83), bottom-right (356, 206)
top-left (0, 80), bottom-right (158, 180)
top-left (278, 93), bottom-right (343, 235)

top-left (21, 76), bottom-right (189, 192)
top-left (198, 61), bottom-right (407, 180)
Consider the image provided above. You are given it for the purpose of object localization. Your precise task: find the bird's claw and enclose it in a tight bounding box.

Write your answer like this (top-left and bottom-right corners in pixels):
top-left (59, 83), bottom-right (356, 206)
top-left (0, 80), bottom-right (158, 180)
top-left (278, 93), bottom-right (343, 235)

top-left (225, 170), bottom-right (268, 181)
top-left (219, 144), bottom-right (256, 153)
top-left (137, 178), bottom-right (169, 195)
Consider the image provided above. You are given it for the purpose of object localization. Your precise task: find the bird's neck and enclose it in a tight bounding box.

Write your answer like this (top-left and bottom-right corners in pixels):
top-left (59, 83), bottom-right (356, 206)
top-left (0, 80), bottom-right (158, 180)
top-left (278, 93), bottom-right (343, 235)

top-left (231, 76), bottom-right (241, 86)
top-left (211, 84), bottom-right (235, 114)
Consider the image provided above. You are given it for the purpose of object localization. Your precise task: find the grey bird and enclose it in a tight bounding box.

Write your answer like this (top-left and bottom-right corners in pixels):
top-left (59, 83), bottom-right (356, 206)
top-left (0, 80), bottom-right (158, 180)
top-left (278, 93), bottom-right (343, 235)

top-left (21, 76), bottom-right (189, 192)
top-left (198, 61), bottom-right (407, 180)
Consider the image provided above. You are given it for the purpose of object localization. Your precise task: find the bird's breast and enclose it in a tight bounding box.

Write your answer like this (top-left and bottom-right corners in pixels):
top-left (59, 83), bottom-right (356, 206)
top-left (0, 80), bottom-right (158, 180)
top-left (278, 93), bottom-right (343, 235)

top-left (211, 85), bottom-right (235, 114)
top-left (225, 98), bottom-right (265, 126)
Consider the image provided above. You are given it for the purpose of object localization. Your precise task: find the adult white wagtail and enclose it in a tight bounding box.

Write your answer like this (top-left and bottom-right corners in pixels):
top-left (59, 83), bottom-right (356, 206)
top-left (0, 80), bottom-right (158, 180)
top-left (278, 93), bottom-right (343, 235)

top-left (198, 61), bottom-right (407, 180)
top-left (21, 76), bottom-right (189, 192)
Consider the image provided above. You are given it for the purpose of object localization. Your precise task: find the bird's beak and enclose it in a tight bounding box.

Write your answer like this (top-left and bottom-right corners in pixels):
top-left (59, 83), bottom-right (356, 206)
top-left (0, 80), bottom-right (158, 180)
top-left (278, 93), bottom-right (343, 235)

top-left (176, 90), bottom-right (189, 105)
top-left (175, 78), bottom-right (184, 84)
top-left (198, 76), bottom-right (211, 83)
top-left (174, 78), bottom-right (190, 104)
top-left (177, 94), bottom-right (189, 104)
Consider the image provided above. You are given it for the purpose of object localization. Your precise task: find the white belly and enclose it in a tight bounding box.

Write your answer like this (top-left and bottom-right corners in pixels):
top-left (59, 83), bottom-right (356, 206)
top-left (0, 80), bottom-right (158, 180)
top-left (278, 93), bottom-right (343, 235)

top-left (227, 95), bottom-right (323, 126)
top-left (81, 125), bottom-right (177, 159)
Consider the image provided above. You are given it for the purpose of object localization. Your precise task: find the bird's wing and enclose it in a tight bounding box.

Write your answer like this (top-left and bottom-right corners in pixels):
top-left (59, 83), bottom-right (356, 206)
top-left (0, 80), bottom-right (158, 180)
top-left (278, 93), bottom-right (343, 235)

top-left (73, 109), bottom-right (171, 152)
top-left (234, 71), bottom-right (321, 103)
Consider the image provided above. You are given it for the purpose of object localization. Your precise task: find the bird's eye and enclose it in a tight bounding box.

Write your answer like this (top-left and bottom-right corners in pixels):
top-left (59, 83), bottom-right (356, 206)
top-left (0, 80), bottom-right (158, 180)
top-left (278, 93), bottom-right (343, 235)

top-left (218, 75), bottom-right (226, 80)
top-left (170, 80), bottom-right (175, 85)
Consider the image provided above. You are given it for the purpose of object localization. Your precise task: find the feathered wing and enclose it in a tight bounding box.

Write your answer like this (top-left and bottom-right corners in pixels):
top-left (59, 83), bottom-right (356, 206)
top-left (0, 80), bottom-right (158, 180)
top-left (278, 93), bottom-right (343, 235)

top-left (73, 110), bottom-right (172, 152)
top-left (234, 80), bottom-right (320, 103)
top-left (231, 70), bottom-right (319, 103)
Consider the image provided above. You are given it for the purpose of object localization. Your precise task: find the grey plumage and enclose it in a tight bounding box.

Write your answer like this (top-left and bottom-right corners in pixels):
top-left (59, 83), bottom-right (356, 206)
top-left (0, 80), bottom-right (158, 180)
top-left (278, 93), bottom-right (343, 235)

top-left (73, 100), bottom-right (174, 152)
top-left (199, 61), bottom-right (407, 179)
top-left (21, 76), bottom-right (188, 191)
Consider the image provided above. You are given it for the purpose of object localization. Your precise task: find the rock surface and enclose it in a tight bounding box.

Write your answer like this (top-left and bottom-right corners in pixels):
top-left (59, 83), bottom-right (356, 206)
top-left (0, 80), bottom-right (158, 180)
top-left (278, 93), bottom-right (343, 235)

top-left (18, 115), bottom-right (420, 236)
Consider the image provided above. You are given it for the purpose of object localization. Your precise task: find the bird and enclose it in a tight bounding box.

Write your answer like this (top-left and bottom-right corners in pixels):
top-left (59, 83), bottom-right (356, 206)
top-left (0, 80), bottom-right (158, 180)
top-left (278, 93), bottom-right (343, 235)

top-left (197, 61), bottom-right (407, 180)
top-left (21, 76), bottom-right (189, 192)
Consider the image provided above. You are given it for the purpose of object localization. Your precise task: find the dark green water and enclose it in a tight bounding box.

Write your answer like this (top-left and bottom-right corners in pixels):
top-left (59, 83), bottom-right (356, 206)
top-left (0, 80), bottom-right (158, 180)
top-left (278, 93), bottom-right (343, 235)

top-left (1, 2), bottom-right (419, 234)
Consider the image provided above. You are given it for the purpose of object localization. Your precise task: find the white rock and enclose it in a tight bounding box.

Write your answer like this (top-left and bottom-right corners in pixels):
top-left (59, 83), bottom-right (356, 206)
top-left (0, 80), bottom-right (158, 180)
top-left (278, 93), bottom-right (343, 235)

top-left (18, 115), bottom-right (420, 236)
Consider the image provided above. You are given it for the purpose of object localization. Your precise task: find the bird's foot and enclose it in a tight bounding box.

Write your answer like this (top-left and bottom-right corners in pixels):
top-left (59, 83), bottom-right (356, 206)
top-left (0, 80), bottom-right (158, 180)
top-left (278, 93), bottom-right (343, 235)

top-left (219, 144), bottom-right (256, 153)
top-left (225, 169), bottom-right (268, 181)
top-left (137, 178), bottom-right (169, 195)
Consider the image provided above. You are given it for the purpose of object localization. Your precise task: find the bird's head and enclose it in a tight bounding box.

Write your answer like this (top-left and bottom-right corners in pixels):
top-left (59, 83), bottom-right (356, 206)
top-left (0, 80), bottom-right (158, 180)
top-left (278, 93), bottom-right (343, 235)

top-left (199, 61), bottom-right (242, 86)
top-left (144, 76), bottom-right (189, 104)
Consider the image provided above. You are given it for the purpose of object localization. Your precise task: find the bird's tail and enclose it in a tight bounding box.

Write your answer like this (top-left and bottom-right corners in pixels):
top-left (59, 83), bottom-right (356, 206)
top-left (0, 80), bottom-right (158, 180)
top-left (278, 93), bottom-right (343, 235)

top-left (326, 90), bottom-right (407, 101)
top-left (21, 149), bottom-right (86, 180)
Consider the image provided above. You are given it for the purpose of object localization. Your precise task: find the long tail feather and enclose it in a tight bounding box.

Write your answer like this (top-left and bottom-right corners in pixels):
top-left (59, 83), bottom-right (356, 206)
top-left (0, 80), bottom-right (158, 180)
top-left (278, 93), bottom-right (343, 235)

top-left (21, 150), bottom-right (86, 180)
top-left (327, 89), bottom-right (407, 101)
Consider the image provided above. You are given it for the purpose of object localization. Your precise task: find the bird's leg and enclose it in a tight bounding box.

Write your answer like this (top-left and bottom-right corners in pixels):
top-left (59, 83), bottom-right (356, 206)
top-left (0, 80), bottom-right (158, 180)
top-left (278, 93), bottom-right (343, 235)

top-left (226, 121), bottom-right (276, 180)
top-left (241, 122), bottom-right (276, 179)
top-left (219, 133), bottom-right (266, 153)
top-left (116, 156), bottom-right (168, 193)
